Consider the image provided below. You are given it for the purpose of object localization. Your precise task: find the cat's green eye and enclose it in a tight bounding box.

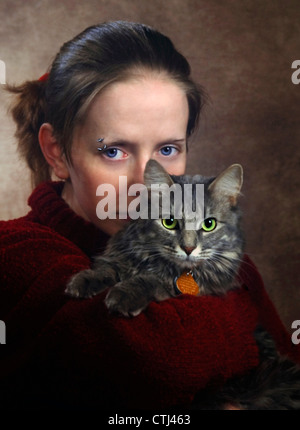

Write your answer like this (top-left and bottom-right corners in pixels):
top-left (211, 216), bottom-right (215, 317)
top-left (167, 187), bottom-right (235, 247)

top-left (162, 218), bottom-right (178, 230)
top-left (202, 218), bottom-right (217, 232)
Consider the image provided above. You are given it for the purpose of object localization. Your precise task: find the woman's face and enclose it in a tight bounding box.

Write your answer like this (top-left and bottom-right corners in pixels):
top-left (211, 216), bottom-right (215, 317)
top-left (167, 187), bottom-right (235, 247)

top-left (62, 75), bottom-right (189, 236)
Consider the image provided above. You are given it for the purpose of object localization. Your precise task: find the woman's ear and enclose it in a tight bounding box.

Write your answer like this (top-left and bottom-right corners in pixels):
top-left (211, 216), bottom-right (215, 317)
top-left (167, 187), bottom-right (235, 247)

top-left (38, 123), bottom-right (70, 180)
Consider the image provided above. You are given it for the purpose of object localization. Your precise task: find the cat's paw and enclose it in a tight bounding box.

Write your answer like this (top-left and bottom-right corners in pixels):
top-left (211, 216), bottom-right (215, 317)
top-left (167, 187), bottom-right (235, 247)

top-left (66, 269), bottom-right (107, 299)
top-left (104, 285), bottom-right (147, 317)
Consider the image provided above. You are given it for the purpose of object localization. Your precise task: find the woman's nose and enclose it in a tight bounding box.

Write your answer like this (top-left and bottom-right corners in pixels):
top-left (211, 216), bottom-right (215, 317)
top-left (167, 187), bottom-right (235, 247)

top-left (128, 158), bottom-right (150, 186)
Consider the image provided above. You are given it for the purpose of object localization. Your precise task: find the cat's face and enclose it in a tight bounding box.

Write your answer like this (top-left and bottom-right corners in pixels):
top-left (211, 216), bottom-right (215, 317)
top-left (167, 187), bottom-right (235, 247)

top-left (141, 160), bottom-right (245, 275)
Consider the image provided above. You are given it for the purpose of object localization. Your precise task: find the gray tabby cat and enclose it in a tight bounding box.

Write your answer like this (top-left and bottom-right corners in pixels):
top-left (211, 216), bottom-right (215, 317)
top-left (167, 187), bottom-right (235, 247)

top-left (66, 160), bottom-right (245, 314)
top-left (66, 160), bottom-right (300, 410)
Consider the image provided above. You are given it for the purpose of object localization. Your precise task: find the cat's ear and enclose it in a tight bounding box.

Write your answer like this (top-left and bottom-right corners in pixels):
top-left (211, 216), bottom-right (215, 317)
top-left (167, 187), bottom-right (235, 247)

top-left (208, 164), bottom-right (243, 206)
top-left (144, 159), bottom-right (174, 188)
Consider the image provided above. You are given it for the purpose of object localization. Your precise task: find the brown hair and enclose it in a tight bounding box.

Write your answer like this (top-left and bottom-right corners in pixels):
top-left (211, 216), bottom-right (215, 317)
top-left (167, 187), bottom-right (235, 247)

top-left (7, 21), bottom-right (205, 187)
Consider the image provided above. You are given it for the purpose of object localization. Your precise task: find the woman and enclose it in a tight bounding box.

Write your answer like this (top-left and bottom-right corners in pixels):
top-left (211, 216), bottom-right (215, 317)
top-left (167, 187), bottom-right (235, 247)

top-left (0, 21), bottom-right (298, 410)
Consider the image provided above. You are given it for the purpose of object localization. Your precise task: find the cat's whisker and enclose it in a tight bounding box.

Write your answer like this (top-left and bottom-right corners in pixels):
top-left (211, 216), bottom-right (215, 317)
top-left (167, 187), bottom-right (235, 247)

top-left (202, 252), bottom-right (241, 278)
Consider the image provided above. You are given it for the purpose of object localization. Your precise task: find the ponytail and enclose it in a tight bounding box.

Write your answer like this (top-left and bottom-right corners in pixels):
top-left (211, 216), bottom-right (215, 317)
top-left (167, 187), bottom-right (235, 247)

top-left (6, 79), bottom-right (51, 187)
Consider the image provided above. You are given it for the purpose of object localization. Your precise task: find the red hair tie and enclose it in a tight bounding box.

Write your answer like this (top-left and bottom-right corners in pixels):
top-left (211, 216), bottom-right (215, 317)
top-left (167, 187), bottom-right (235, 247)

top-left (38, 72), bottom-right (49, 82)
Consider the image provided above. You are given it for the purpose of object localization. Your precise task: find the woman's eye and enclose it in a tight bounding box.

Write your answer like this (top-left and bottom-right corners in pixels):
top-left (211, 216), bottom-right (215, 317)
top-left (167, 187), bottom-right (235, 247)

top-left (159, 146), bottom-right (177, 157)
top-left (101, 147), bottom-right (126, 160)
top-left (201, 218), bottom-right (217, 232)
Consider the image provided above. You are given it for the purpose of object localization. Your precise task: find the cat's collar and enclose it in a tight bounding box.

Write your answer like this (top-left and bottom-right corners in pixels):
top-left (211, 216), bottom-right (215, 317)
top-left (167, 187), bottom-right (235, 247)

top-left (174, 271), bottom-right (200, 296)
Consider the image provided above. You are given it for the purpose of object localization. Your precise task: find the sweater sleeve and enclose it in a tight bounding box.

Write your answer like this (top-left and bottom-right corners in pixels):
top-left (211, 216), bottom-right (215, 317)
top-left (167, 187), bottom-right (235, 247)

top-left (240, 255), bottom-right (300, 364)
top-left (0, 220), bottom-right (282, 409)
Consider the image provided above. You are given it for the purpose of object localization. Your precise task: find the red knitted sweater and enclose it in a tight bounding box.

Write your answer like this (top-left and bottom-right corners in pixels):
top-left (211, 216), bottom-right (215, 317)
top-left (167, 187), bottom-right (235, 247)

top-left (0, 181), bottom-right (299, 409)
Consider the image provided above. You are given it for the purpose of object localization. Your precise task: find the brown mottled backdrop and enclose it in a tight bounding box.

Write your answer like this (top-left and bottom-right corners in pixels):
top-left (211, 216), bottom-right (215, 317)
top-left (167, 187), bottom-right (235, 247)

top-left (0, 0), bottom-right (299, 330)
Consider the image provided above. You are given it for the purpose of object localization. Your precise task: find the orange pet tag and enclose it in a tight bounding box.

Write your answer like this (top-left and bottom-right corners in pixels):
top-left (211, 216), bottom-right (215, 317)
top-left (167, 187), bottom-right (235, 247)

top-left (174, 271), bottom-right (200, 296)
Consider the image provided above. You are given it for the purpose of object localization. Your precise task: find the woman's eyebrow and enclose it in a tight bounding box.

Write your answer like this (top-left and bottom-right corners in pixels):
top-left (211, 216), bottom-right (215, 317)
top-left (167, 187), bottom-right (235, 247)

top-left (158, 138), bottom-right (186, 146)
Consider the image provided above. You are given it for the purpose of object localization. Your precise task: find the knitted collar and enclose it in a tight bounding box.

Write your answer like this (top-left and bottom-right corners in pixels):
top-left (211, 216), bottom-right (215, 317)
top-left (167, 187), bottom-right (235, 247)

top-left (27, 181), bottom-right (109, 258)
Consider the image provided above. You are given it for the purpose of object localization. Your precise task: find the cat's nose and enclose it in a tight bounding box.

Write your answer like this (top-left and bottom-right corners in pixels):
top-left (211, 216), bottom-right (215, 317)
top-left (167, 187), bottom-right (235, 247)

top-left (181, 245), bottom-right (196, 255)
